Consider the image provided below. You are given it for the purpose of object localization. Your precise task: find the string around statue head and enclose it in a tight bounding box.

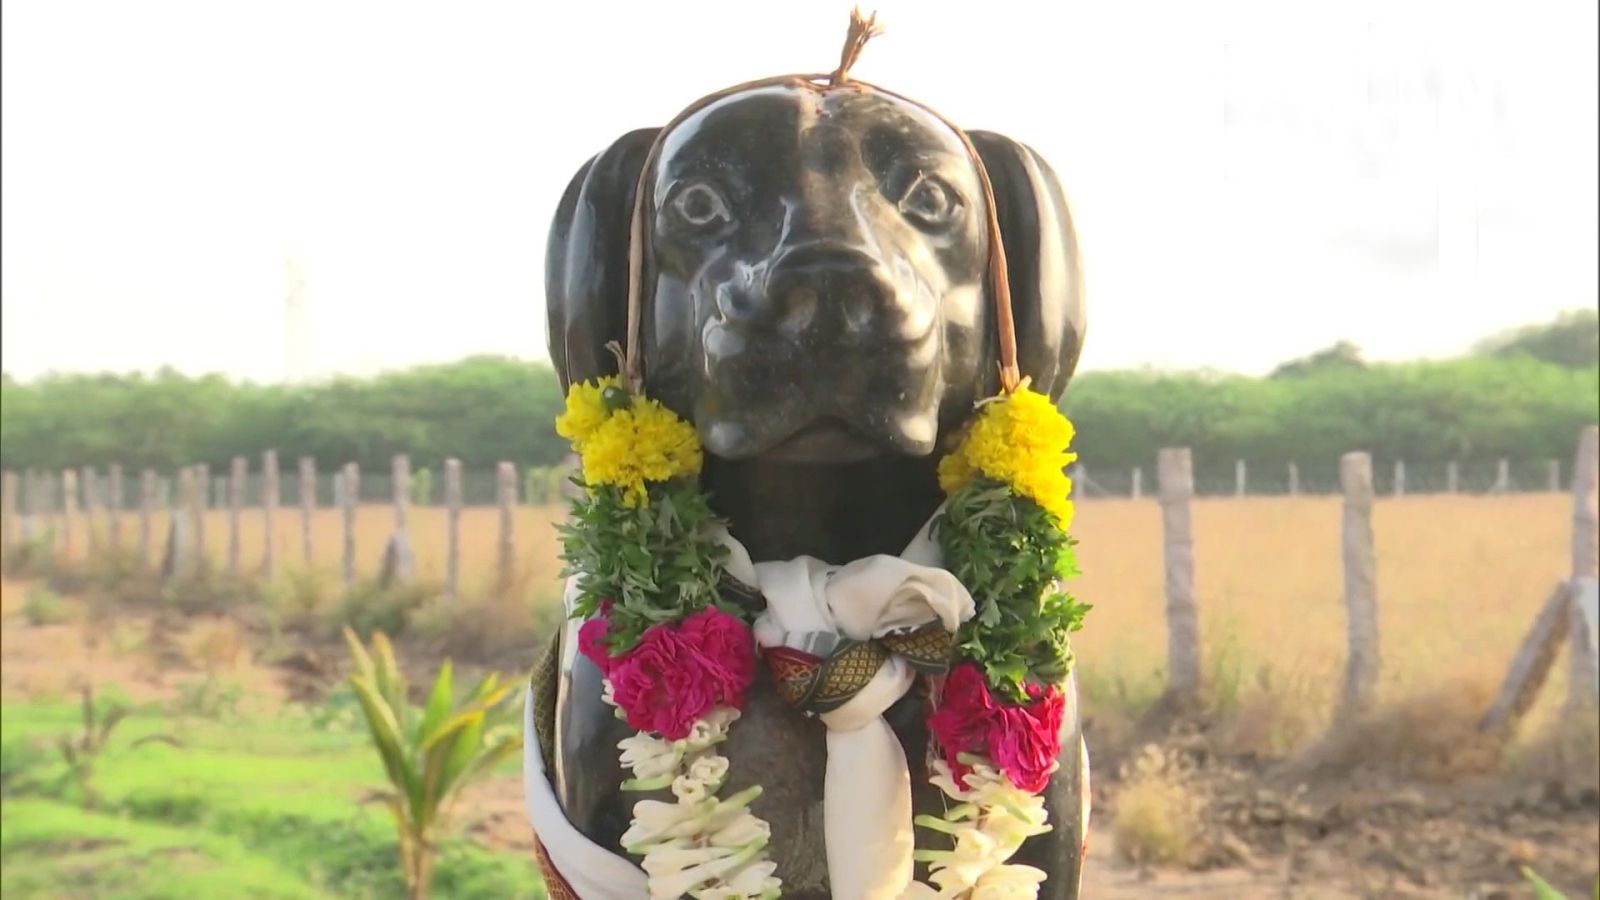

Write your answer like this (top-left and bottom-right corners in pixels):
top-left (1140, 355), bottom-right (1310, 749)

top-left (613, 6), bottom-right (1024, 397)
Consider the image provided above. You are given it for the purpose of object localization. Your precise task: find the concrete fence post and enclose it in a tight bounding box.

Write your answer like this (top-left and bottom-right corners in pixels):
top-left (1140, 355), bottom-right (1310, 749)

top-left (298, 456), bottom-right (316, 565)
top-left (341, 462), bottom-right (359, 588)
top-left (444, 459), bottom-right (463, 604)
top-left (496, 461), bottom-right (517, 593)
top-left (228, 456), bottom-right (246, 576)
top-left (61, 469), bottom-right (79, 561)
top-left (1567, 426), bottom-right (1599, 710)
top-left (380, 454), bottom-right (415, 586)
top-left (262, 450), bottom-right (279, 579)
top-left (108, 464), bottom-right (123, 551)
top-left (1340, 452), bottom-right (1380, 715)
top-left (1158, 448), bottom-right (1200, 703)
top-left (138, 469), bottom-right (156, 567)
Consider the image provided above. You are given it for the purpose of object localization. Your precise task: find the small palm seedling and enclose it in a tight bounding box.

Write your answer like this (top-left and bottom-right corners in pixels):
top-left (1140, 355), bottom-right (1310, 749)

top-left (343, 627), bottom-right (523, 900)
top-left (57, 685), bottom-right (178, 809)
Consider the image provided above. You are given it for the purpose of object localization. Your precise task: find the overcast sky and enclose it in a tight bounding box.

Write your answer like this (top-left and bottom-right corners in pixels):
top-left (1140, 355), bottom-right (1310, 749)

top-left (2, 0), bottom-right (1595, 383)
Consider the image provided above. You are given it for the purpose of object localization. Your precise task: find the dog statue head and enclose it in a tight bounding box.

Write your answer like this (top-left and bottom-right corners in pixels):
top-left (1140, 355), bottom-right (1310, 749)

top-left (547, 74), bottom-right (1084, 561)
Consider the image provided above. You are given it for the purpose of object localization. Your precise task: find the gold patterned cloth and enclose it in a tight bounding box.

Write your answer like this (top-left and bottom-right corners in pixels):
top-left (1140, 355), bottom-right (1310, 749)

top-left (766, 623), bottom-right (954, 714)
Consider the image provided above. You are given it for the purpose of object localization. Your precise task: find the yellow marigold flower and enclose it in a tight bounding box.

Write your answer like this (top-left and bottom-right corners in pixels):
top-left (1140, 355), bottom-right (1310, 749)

top-left (937, 451), bottom-right (977, 495)
top-left (556, 376), bottom-right (621, 450)
top-left (578, 396), bottom-right (703, 507)
top-left (940, 386), bottom-right (1078, 526)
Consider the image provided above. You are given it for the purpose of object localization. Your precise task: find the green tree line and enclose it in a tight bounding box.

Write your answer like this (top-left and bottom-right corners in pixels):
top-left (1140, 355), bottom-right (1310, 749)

top-left (2, 314), bottom-right (1595, 479)
top-left (0, 356), bottom-right (566, 473)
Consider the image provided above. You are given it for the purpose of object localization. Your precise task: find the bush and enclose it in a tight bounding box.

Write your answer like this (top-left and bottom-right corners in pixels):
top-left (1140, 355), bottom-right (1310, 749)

top-left (411, 468), bottom-right (435, 506)
top-left (159, 567), bottom-right (262, 615)
top-left (330, 580), bottom-right (435, 641)
top-left (22, 587), bottom-right (71, 626)
top-left (1112, 745), bottom-right (1201, 868)
top-left (173, 676), bottom-right (245, 720)
top-left (0, 738), bottom-right (53, 797)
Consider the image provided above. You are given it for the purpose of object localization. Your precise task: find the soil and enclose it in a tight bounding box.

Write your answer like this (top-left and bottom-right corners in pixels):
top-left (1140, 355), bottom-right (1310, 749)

top-left (3, 586), bottom-right (1596, 899)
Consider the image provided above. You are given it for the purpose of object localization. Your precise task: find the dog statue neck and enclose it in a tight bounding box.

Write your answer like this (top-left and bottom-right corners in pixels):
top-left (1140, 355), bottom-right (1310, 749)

top-left (700, 455), bottom-right (943, 564)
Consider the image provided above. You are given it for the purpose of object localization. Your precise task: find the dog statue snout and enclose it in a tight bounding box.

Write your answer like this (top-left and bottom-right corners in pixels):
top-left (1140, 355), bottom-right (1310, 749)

top-left (758, 244), bottom-right (925, 342)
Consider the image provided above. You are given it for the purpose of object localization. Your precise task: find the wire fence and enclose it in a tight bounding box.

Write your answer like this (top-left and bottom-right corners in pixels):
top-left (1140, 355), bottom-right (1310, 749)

top-left (1075, 457), bottom-right (1569, 498)
top-left (2, 453), bottom-right (1577, 516)
top-left (3, 462), bottom-right (578, 514)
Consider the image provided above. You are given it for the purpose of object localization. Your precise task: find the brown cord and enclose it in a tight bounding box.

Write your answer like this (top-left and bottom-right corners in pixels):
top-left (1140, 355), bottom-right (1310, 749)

top-left (621, 9), bottom-right (1022, 395)
top-left (829, 7), bottom-right (884, 87)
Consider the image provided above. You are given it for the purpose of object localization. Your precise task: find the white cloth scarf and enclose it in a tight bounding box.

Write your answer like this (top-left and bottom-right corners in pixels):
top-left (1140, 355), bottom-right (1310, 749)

top-left (524, 508), bottom-right (976, 899)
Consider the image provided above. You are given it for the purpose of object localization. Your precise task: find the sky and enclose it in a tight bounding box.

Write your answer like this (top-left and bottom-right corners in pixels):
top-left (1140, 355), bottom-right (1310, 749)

top-left (2, 0), bottom-right (1596, 383)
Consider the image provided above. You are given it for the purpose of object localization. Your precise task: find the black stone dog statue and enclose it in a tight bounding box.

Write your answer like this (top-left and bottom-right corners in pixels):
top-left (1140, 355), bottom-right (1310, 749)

top-left (540, 40), bottom-right (1087, 900)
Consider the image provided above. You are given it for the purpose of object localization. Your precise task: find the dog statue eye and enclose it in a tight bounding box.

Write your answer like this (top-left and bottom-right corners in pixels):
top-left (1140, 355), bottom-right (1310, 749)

top-left (672, 183), bottom-right (733, 228)
top-left (898, 173), bottom-right (960, 228)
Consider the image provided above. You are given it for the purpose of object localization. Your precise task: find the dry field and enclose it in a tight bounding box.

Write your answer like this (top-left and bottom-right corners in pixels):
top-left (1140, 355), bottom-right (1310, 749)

top-left (41, 491), bottom-right (1579, 726)
top-left (1066, 493), bottom-right (1577, 730)
top-left (9, 491), bottom-right (1596, 897)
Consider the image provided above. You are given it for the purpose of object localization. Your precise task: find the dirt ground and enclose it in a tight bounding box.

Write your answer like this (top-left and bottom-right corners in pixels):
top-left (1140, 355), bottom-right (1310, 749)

top-left (3, 582), bottom-right (1596, 899)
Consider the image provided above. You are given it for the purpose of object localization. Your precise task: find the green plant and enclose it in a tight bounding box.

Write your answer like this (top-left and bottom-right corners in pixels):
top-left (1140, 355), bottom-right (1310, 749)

top-left (0, 738), bottom-right (52, 797)
top-left (343, 628), bottom-right (523, 900)
top-left (266, 567), bottom-right (331, 623)
top-left (937, 479), bottom-right (1090, 701)
top-left (22, 587), bottom-right (71, 626)
top-left (332, 580), bottom-right (433, 640)
top-left (159, 567), bottom-right (260, 614)
top-left (1520, 866), bottom-right (1570, 900)
top-left (2, 527), bottom-right (57, 575)
top-left (412, 467), bottom-right (435, 506)
top-left (306, 688), bottom-right (365, 732)
top-left (557, 479), bottom-right (731, 653)
top-left (173, 675), bottom-right (245, 720)
top-left (56, 685), bottom-right (178, 809)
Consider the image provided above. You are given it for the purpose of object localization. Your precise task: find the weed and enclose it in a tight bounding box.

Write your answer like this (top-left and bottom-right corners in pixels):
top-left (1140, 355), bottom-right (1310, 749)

top-left (1111, 744), bottom-right (1201, 868)
top-left (55, 685), bottom-right (179, 809)
top-left (173, 676), bottom-right (245, 720)
top-left (22, 587), bottom-right (71, 626)
top-left (266, 567), bottom-right (332, 628)
top-left (331, 580), bottom-right (435, 640)
top-left (0, 738), bottom-right (53, 797)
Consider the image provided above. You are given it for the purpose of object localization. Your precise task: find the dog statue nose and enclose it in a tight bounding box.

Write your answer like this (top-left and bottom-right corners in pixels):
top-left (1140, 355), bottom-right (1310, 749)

top-left (760, 244), bottom-right (901, 339)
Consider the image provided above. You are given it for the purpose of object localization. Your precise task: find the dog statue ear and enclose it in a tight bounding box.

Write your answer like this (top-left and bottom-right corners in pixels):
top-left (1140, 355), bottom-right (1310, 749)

top-left (546, 128), bottom-right (662, 391)
top-left (968, 131), bottom-right (1087, 402)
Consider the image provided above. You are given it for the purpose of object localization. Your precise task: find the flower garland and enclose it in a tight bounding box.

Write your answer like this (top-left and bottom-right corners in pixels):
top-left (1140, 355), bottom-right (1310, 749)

top-left (557, 377), bottom-right (782, 900)
top-left (555, 376), bottom-right (1087, 899)
top-left (910, 380), bottom-right (1091, 898)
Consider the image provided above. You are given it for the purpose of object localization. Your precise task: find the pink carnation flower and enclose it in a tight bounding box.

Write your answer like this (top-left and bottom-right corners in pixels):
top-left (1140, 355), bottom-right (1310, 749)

top-left (595, 606), bottom-right (757, 740)
top-left (927, 661), bottom-right (1066, 793)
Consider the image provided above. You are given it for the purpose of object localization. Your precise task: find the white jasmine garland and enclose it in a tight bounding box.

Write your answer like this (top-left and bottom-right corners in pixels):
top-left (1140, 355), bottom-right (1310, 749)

top-left (603, 690), bottom-right (781, 899)
top-left (903, 759), bottom-right (1055, 899)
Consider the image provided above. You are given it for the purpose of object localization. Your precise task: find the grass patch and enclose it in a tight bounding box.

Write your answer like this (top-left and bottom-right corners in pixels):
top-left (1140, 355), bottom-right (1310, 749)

top-left (0, 699), bottom-right (543, 899)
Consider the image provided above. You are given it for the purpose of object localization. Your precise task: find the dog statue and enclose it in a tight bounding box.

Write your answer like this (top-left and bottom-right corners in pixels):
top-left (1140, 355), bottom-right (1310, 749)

top-left (535, 36), bottom-right (1086, 900)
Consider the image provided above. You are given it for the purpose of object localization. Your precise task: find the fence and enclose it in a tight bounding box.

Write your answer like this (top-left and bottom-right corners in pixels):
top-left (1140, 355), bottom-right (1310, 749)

top-left (2, 430), bottom-right (1597, 728)
top-left (0, 453), bottom-right (580, 605)
top-left (1149, 426), bottom-right (1599, 730)
top-left (1078, 456), bottom-right (1573, 499)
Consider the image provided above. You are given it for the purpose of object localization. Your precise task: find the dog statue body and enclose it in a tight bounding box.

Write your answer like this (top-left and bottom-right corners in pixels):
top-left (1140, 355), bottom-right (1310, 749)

top-left (543, 77), bottom-right (1087, 899)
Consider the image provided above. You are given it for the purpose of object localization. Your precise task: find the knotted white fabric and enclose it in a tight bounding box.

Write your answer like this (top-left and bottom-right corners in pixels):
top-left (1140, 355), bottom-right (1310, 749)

top-left (525, 510), bottom-right (975, 899)
top-left (730, 513), bottom-right (975, 900)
